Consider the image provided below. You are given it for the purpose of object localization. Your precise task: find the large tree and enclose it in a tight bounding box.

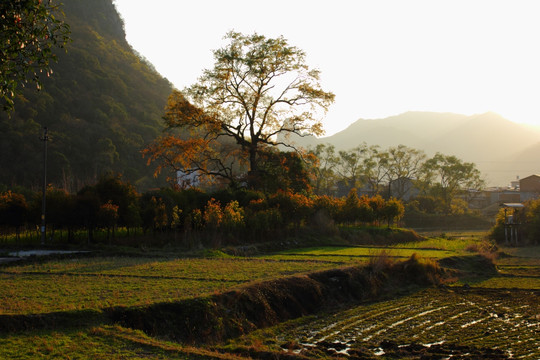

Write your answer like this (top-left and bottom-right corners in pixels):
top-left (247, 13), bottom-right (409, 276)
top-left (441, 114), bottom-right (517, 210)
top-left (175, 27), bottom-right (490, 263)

top-left (1, 0), bottom-right (70, 112)
top-left (146, 31), bottom-right (335, 189)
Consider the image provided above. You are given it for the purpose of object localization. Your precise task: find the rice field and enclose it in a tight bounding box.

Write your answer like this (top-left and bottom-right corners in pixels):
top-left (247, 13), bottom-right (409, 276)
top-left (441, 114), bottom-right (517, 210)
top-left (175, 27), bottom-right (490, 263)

top-left (225, 241), bottom-right (540, 360)
top-left (1, 232), bottom-right (539, 359)
top-left (233, 287), bottom-right (539, 359)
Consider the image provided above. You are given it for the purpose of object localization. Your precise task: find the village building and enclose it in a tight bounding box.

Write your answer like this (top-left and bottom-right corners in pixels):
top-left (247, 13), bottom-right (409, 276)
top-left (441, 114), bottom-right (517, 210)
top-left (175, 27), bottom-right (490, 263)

top-left (388, 177), bottom-right (420, 201)
top-left (519, 174), bottom-right (540, 201)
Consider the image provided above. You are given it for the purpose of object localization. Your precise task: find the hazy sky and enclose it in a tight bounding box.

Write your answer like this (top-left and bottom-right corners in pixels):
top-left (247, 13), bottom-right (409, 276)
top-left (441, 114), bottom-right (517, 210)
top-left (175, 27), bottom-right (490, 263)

top-left (113, 0), bottom-right (540, 136)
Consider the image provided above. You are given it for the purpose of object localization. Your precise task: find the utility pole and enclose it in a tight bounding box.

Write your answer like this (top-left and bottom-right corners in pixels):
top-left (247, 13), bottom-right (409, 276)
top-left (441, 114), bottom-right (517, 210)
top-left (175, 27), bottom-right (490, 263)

top-left (40, 127), bottom-right (48, 245)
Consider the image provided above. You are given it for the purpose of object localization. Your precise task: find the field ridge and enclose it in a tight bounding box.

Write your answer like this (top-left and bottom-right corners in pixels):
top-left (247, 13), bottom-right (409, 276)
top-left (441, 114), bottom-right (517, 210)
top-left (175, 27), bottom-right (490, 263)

top-left (108, 255), bottom-right (445, 344)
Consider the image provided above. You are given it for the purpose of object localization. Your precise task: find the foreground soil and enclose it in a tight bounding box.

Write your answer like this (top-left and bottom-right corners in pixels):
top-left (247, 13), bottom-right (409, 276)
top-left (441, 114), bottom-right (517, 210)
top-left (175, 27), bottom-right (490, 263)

top-left (226, 287), bottom-right (538, 359)
top-left (222, 245), bottom-right (540, 360)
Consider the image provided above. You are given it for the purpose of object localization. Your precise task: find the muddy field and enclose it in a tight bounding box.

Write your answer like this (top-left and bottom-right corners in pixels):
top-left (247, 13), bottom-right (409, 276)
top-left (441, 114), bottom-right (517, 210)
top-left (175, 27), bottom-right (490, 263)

top-left (234, 287), bottom-right (539, 359)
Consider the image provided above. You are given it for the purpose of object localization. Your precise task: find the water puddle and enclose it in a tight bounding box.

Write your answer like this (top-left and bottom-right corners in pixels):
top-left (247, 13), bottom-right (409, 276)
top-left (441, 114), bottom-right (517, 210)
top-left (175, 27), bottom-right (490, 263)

top-left (461, 316), bottom-right (490, 328)
top-left (8, 250), bottom-right (89, 257)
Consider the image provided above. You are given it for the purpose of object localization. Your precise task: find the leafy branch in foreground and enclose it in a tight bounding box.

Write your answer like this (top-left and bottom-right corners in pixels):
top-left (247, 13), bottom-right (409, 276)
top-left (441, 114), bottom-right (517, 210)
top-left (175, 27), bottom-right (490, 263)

top-left (1, 0), bottom-right (70, 112)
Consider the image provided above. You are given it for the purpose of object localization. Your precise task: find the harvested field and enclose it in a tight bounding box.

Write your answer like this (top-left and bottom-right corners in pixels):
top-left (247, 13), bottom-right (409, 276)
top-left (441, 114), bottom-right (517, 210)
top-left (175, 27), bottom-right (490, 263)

top-left (225, 240), bottom-right (540, 360)
top-left (232, 287), bottom-right (539, 359)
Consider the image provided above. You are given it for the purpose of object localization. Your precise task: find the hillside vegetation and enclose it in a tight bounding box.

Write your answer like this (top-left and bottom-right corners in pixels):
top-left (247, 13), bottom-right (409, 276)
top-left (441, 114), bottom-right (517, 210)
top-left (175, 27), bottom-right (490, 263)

top-left (0, 0), bottom-right (172, 191)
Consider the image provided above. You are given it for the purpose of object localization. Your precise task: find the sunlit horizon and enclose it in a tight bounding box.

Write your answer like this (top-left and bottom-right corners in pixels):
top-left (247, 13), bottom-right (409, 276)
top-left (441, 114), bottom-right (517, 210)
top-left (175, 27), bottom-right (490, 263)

top-left (113, 0), bottom-right (540, 136)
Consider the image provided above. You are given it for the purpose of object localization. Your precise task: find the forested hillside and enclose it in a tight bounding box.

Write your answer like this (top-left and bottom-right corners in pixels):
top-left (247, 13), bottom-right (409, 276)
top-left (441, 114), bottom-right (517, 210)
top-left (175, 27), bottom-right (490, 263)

top-left (0, 0), bottom-right (172, 191)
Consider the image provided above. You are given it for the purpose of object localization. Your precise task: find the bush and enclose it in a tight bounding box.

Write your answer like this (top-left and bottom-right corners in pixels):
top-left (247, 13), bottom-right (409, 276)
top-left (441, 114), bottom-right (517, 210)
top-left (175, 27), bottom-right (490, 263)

top-left (222, 200), bottom-right (245, 231)
top-left (268, 190), bottom-right (313, 229)
top-left (203, 198), bottom-right (223, 230)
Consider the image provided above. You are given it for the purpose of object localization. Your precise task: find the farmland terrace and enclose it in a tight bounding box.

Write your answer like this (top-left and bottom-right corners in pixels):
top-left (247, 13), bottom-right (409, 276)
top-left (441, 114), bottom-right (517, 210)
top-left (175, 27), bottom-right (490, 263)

top-left (0, 232), bottom-right (538, 359)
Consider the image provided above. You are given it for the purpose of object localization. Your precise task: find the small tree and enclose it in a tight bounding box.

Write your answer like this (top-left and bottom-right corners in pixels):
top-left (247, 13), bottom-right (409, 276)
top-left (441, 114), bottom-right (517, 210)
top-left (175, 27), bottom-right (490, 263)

top-left (170, 205), bottom-right (183, 241)
top-left (308, 143), bottom-right (339, 196)
top-left (44, 187), bottom-right (76, 242)
top-left (76, 187), bottom-right (100, 244)
top-left (203, 198), bottom-right (223, 230)
top-left (367, 194), bottom-right (385, 226)
top-left (386, 145), bottom-right (426, 199)
top-left (268, 191), bottom-right (313, 229)
top-left (337, 144), bottom-right (367, 191)
top-left (223, 200), bottom-right (244, 232)
top-left (381, 197), bottom-right (405, 227)
top-left (93, 175), bottom-right (139, 230)
top-left (422, 153), bottom-right (484, 214)
top-left (363, 145), bottom-right (390, 196)
top-left (340, 188), bottom-right (363, 224)
top-left (97, 201), bottom-right (119, 243)
top-left (141, 196), bottom-right (168, 234)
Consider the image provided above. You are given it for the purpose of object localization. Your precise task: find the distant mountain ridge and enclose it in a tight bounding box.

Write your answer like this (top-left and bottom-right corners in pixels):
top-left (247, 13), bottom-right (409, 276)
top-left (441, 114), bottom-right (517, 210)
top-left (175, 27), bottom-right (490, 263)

top-left (291, 111), bottom-right (540, 186)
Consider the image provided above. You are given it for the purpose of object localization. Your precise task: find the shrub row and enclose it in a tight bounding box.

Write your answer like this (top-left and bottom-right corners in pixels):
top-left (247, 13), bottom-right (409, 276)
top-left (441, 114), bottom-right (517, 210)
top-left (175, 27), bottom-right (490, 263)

top-left (0, 177), bottom-right (405, 246)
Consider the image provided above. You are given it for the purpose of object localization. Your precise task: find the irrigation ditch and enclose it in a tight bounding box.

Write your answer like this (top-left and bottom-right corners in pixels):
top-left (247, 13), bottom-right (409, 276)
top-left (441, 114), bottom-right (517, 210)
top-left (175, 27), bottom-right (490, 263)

top-left (108, 254), bottom-right (445, 344)
top-left (0, 254), bottom-right (444, 337)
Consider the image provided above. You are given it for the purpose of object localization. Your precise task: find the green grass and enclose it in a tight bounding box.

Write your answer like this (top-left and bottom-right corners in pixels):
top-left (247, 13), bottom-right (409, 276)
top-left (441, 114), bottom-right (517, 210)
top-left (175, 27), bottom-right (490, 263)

top-left (264, 245), bottom-right (457, 261)
top-left (0, 237), bottom-right (508, 315)
top-left (500, 244), bottom-right (540, 258)
top-left (0, 272), bottom-right (230, 314)
top-left (0, 257), bottom-right (338, 315)
top-left (0, 325), bottom-right (243, 359)
top-left (472, 276), bottom-right (540, 289)
top-left (395, 237), bottom-right (480, 251)
top-left (4, 257), bottom-right (332, 280)
top-left (467, 243), bottom-right (540, 289)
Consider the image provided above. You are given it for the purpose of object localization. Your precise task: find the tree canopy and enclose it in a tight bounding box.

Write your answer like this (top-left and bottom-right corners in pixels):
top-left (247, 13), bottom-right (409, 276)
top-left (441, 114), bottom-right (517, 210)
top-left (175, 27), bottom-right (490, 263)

top-left (421, 152), bottom-right (485, 213)
top-left (307, 143), bottom-right (485, 215)
top-left (0, 0), bottom-right (70, 112)
top-left (145, 31), bottom-right (335, 189)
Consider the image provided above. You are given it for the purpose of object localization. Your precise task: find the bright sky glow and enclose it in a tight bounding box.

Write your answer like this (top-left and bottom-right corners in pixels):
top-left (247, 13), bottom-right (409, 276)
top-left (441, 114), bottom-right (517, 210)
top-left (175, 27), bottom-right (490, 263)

top-left (113, 0), bottom-right (540, 136)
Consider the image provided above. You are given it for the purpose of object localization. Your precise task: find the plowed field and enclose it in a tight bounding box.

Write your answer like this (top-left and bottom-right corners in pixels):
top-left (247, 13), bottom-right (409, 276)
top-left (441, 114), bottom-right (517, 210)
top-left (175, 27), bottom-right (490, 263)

top-left (251, 287), bottom-right (539, 359)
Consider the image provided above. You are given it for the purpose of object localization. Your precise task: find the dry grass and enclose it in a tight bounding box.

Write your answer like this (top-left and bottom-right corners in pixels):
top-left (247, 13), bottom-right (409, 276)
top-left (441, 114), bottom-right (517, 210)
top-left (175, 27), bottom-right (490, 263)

top-left (367, 249), bottom-right (395, 272)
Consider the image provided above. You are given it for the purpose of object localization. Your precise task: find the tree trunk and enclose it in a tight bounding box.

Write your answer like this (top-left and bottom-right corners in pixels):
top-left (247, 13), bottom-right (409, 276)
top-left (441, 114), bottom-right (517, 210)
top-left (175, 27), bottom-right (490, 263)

top-left (247, 146), bottom-right (259, 190)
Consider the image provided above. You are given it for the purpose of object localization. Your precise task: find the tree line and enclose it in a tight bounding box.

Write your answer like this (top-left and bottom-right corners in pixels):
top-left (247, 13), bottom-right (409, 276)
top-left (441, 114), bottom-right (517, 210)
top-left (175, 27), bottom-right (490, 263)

top-left (0, 175), bottom-right (405, 246)
top-left (307, 143), bottom-right (485, 215)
